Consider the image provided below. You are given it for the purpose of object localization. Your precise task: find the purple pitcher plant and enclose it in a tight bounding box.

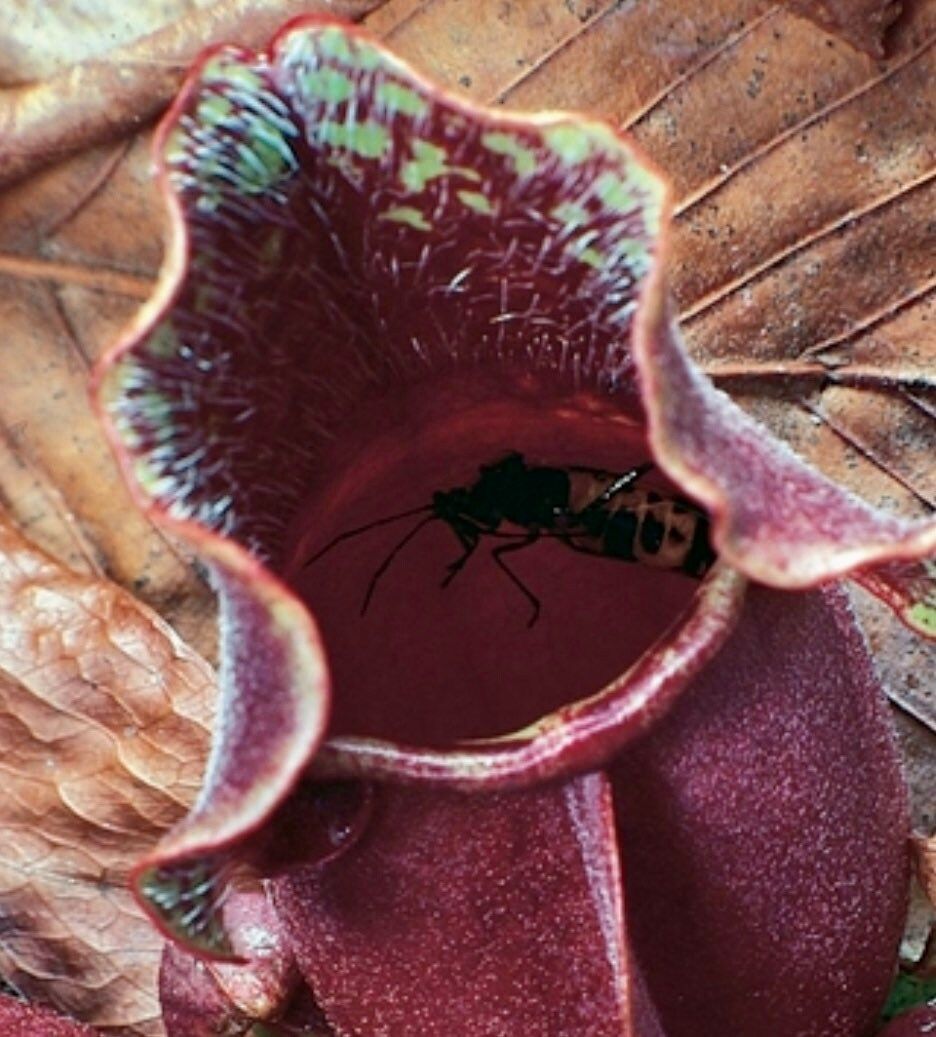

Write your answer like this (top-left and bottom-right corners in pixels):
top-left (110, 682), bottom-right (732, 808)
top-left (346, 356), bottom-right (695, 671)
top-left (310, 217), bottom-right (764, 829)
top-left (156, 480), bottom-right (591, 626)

top-left (21, 15), bottom-right (930, 1036)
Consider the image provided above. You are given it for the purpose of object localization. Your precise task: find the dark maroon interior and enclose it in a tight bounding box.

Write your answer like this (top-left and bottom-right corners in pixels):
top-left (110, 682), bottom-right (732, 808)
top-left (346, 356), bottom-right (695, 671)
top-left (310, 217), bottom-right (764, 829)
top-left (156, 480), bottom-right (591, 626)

top-left (281, 388), bottom-right (700, 746)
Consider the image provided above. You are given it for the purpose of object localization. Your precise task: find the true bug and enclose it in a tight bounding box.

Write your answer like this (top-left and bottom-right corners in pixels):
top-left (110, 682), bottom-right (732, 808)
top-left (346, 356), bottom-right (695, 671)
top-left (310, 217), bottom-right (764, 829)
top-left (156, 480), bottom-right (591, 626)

top-left (304, 452), bottom-right (716, 626)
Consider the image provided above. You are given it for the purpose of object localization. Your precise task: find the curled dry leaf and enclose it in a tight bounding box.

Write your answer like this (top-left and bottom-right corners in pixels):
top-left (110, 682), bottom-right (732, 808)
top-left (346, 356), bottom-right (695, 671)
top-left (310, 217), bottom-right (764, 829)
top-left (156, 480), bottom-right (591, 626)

top-left (0, 0), bottom-right (382, 190)
top-left (0, 509), bottom-right (213, 1033)
top-left (0, 1), bottom-right (225, 84)
top-left (785, 0), bottom-right (904, 57)
top-left (0, 131), bottom-right (220, 663)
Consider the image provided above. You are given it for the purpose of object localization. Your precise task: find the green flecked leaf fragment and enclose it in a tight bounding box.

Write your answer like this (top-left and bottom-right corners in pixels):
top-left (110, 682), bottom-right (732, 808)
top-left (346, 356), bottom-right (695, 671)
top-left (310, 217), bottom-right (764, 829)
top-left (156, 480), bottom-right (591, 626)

top-left (255, 134), bottom-right (295, 177)
top-left (137, 390), bottom-right (174, 425)
top-left (380, 206), bottom-right (431, 231)
top-left (608, 237), bottom-right (651, 278)
top-left (577, 246), bottom-right (604, 269)
top-left (145, 323), bottom-right (182, 360)
top-left (320, 120), bottom-right (390, 159)
top-left (301, 68), bottom-right (354, 104)
top-left (552, 201), bottom-right (590, 228)
top-left (138, 864), bottom-right (233, 959)
top-left (165, 127), bottom-right (190, 167)
top-left (593, 171), bottom-right (637, 214)
top-left (402, 140), bottom-right (450, 192)
top-left (457, 189), bottom-right (494, 215)
top-left (544, 125), bottom-right (593, 165)
top-left (236, 142), bottom-right (276, 185)
top-left (316, 25), bottom-right (355, 64)
top-left (303, 25), bottom-right (385, 72)
top-left (236, 129), bottom-right (296, 188)
top-left (203, 57), bottom-right (263, 93)
top-left (133, 457), bottom-right (173, 500)
top-left (197, 94), bottom-right (234, 127)
top-left (908, 600), bottom-right (936, 636)
top-left (481, 131), bottom-right (537, 176)
top-left (880, 972), bottom-right (936, 1022)
top-left (376, 80), bottom-right (428, 117)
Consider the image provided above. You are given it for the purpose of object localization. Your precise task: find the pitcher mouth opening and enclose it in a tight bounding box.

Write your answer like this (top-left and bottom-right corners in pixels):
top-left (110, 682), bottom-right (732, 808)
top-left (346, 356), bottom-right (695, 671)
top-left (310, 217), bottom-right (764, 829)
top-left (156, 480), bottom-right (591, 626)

top-left (279, 380), bottom-right (718, 752)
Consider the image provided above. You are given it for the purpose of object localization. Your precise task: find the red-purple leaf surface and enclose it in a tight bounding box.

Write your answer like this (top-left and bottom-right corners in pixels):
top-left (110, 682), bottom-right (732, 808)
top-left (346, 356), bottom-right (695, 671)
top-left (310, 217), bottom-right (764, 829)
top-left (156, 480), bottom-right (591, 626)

top-left (273, 773), bottom-right (666, 1036)
top-left (0, 993), bottom-right (97, 1037)
top-left (159, 885), bottom-right (301, 1035)
top-left (93, 17), bottom-right (752, 956)
top-left (878, 1004), bottom-right (936, 1036)
top-left (611, 585), bottom-right (908, 1035)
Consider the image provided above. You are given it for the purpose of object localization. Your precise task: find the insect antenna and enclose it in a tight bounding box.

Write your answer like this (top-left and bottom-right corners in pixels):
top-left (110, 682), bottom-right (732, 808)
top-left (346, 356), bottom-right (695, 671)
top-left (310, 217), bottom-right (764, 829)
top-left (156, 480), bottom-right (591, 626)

top-left (304, 504), bottom-right (432, 568)
top-left (361, 514), bottom-right (439, 615)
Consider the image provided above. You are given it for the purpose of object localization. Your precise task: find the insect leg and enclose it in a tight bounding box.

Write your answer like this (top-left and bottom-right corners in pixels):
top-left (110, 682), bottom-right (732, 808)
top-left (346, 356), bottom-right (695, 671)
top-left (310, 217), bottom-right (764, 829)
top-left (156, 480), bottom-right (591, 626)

top-left (440, 526), bottom-right (481, 588)
top-left (361, 515), bottom-right (438, 615)
top-left (490, 533), bottom-right (542, 628)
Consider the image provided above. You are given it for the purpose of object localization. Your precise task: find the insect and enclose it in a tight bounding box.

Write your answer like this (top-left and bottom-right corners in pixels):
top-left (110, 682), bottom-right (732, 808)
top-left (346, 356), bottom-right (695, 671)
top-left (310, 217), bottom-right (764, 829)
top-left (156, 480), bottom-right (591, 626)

top-left (304, 452), bottom-right (716, 626)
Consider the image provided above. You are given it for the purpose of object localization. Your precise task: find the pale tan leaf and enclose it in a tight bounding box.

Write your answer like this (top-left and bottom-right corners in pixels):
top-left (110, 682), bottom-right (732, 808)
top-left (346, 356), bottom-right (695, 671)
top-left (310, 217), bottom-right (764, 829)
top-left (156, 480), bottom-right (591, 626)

top-left (0, 1), bottom-right (217, 84)
top-left (0, 511), bottom-right (214, 1033)
top-left (0, 0), bottom-right (383, 189)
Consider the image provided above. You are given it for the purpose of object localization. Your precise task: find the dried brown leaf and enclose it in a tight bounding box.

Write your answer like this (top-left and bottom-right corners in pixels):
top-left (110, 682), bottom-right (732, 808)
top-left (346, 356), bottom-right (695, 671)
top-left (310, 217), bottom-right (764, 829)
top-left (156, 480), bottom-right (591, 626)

top-left (0, 132), bottom-right (218, 661)
top-left (786, 0), bottom-right (904, 57)
top-left (914, 832), bottom-right (936, 909)
top-left (0, 510), bottom-right (214, 1033)
top-left (0, 0), bottom-right (382, 190)
top-left (0, 1), bottom-right (216, 84)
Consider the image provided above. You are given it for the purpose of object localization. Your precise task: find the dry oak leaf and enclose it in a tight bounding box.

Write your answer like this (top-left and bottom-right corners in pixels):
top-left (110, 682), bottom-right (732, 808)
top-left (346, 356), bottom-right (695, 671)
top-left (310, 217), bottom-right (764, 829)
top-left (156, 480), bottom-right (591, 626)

top-left (0, 0), bottom-right (383, 190)
top-left (786, 0), bottom-right (904, 56)
top-left (0, 0), bottom-right (224, 84)
top-left (0, 509), bottom-right (213, 1034)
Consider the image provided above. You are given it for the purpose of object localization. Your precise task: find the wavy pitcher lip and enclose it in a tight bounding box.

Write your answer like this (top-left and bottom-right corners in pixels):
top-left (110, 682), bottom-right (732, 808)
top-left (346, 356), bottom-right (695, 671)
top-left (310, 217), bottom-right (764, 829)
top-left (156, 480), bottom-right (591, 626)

top-left (308, 562), bottom-right (746, 788)
top-left (632, 287), bottom-right (936, 607)
top-left (89, 14), bottom-right (924, 962)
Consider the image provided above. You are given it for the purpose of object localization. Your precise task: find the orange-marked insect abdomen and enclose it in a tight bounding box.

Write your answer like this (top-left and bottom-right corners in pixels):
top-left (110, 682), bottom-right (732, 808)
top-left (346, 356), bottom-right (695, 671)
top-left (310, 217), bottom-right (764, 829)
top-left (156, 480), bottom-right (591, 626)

top-left (564, 486), bottom-right (715, 579)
